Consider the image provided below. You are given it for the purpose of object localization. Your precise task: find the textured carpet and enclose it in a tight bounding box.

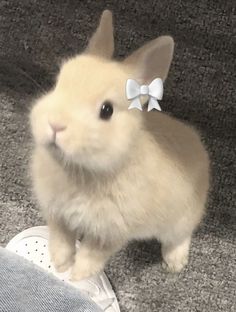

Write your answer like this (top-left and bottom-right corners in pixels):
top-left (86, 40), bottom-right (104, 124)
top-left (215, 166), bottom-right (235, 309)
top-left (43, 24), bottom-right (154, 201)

top-left (0, 1), bottom-right (235, 311)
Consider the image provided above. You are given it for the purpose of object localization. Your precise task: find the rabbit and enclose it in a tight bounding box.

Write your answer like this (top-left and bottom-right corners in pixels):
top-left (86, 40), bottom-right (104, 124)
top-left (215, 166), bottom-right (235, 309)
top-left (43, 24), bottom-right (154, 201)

top-left (30, 10), bottom-right (210, 281)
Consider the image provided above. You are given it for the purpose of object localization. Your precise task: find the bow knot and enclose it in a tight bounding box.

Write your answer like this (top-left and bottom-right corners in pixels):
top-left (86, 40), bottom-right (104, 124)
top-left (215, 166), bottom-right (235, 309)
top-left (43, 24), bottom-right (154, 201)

top-left (140, 85), bottom-right (149, 95)
top-left (126, 78), bottom-right (163, 112)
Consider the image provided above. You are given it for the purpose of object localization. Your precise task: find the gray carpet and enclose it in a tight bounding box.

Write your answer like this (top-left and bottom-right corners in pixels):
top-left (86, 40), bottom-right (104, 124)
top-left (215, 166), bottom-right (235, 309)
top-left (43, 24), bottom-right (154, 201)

top-left (0, 1), bottom-right (235, 311)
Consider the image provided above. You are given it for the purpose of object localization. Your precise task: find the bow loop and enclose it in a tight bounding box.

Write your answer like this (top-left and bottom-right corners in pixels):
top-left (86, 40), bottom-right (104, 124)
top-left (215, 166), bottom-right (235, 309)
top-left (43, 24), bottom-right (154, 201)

top-left (148, 78), bottom-right (163, 100)
top-left (126, 78), bottom-right (163, 111)
top-left (126, 79), bottom-right (140, 100)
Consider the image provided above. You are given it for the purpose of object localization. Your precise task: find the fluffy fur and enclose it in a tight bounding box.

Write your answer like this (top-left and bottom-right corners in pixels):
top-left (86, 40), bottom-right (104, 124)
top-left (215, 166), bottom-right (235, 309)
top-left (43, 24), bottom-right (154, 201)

top-left (30, 10), bottom-right (210, 280)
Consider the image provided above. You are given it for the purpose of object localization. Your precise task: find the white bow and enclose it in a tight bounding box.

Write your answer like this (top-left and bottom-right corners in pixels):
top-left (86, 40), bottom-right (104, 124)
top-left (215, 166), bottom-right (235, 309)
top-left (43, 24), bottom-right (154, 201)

top-left (126, 78), bottom-right (163, 112)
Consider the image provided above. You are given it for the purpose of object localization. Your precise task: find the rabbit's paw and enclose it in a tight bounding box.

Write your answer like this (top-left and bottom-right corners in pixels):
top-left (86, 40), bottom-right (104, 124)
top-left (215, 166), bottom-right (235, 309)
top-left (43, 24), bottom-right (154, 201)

top-left (161, 237), bottom-right (190, 273)
top-left (49, 241), bottom-right (75, 273)
top-left (162, 254), bottom-right (188, 273)
top-left (70, 253), bottom-right (104, 281)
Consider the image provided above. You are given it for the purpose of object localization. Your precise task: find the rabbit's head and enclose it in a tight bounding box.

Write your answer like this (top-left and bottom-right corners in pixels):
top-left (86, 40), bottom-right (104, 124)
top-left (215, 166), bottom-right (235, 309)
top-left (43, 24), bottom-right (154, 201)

top-left (30, 10), bottom-right (174, 172)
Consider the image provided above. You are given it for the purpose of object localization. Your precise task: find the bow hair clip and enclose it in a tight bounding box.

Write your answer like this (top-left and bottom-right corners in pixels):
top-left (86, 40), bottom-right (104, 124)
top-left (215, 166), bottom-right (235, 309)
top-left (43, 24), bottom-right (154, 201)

top-left (126, 78), bottom-right (163, 112)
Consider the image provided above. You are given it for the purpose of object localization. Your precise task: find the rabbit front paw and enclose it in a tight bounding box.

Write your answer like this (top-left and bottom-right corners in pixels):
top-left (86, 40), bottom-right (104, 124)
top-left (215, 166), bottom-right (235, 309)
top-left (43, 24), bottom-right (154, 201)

top-left (70, 254), bottom-right (104, 281)
top-left (161, 237), bottom-right (191, 273)
top-left (162, 254), bottom-right (188, 273)
top-left (49, 241), bottom-right (75, 273)
top-left (70, 245), bottom-right (109, 281)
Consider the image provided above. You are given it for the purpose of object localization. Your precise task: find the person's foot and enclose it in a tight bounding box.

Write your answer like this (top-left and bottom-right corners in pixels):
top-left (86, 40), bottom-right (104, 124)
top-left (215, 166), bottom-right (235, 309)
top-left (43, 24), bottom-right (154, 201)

top-left (6, 226), bottom-right (120, 312)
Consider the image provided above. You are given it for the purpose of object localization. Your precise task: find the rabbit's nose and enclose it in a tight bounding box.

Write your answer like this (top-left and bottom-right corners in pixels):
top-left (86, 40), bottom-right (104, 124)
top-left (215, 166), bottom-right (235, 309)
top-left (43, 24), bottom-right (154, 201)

top-left (49, 122), bottom-right (67, 133)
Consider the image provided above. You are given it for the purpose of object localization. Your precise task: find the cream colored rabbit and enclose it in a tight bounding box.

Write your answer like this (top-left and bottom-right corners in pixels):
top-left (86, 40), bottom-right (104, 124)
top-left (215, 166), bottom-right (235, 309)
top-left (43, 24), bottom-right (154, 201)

top-left (30, 10), bottom-right (210, 281)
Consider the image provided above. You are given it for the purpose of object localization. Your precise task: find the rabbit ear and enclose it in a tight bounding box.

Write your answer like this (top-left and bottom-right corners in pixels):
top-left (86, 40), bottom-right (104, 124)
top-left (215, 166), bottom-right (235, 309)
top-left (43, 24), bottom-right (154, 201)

top-left (123, 36), bottom-right (174, 82)
top-left (86, 10), bottom-right (114, 59)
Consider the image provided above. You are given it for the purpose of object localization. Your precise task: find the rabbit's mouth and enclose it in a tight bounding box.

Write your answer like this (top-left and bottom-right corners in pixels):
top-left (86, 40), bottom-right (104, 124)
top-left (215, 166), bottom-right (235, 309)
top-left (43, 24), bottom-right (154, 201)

top-left (49, 141), bottom-right (59, 150)
top-left (48, 141), bottom-right (64, 159)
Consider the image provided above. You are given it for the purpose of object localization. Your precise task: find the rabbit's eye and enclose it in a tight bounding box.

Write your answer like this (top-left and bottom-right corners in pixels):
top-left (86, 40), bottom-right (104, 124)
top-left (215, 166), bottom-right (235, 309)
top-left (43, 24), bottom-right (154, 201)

top-left (99, 101), bottom-right (113, 120)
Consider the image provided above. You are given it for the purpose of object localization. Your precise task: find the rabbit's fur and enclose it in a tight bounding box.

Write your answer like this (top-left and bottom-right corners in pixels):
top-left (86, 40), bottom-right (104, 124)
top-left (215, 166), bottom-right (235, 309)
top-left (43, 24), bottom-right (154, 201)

top-left (30, 11), bottom-right (209, 280)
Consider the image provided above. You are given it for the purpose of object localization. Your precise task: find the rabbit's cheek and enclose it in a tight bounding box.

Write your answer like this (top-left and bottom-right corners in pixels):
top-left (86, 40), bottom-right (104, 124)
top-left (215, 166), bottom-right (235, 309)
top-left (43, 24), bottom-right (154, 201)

top-left (44, 126), bottom-right (54, 145)
top-left (54, 132), bottom-right (75, 156)
top-left (32, 117), bottom-right (52, 146)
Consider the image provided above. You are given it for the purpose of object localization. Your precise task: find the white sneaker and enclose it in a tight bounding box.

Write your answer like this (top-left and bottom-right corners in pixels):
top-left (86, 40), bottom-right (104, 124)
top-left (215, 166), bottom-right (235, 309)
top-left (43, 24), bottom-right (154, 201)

top-left (6, 226), bottom-right (120, 312)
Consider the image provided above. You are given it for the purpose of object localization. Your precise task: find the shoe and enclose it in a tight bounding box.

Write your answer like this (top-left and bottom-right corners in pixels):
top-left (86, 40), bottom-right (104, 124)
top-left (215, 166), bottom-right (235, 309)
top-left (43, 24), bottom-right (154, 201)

top-left (6, 226), bottom-right (120, 312)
